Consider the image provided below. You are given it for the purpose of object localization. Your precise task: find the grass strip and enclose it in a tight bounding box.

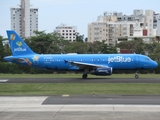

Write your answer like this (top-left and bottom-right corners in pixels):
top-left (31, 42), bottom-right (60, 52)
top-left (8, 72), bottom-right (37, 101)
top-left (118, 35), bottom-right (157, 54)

top-left (0, 83), bottom-right (160, 95)
top-left (0, 74), bottom-right (160, 78)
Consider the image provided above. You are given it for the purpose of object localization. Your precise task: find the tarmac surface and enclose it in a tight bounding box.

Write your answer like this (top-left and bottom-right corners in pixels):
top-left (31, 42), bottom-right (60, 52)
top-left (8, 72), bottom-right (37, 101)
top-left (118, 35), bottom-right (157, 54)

top-left (1, 78), bottom-right (160, 83)
top-left (43, 95), bottom-right (160, 105)
top-left (0, 96), bottom-right (160, 120)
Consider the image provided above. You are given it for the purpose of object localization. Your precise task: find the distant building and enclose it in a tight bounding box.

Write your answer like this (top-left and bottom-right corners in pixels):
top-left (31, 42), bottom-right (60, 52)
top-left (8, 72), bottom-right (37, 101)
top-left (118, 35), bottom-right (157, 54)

top-left (88, 10), bottom-right (159, 45)
top-left (2, 40), bottom-right (9, 46)
top-left (117, 36), bottom-right (155, 44)
top-left (10, 0), bottom-right (38, 38)
top-left (88, 21), bottom-right (135, 46)
top-left (54, 24), bottom-right (77, 42)
top-left (153, 13), bottom-right (160, 36)
top-left (117, 10), bottom-right (156, 37)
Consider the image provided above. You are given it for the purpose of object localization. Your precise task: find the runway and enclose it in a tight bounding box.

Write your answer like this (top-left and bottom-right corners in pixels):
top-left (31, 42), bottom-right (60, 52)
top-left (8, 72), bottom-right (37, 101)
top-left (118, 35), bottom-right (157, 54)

top-left (1, 77), bottom-right (160, 119)
top-left (1, 78), bottom-right (160, 83)
top-left (0, 96), bottom-right (160, 120)
top-left (43, 95), bottom-right (160, 105)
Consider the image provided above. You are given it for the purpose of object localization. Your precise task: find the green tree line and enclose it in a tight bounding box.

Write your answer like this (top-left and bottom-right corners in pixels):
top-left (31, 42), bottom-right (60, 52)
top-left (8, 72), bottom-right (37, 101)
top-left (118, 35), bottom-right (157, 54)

top-left (0, 31), bottom-right (159, 74)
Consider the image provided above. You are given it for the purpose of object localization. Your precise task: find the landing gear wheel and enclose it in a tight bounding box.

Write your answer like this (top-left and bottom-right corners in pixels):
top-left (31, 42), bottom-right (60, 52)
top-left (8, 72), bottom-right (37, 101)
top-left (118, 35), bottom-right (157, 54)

top-left (135, 74), bottom-right (139, 79)
top-left (82, 74), bottom-right (88, 79)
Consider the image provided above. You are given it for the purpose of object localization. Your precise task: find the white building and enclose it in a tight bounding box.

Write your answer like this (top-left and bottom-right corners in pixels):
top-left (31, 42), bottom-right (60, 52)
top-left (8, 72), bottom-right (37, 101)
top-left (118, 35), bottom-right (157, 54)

top-left (10, 0), bottom-right (38, 38)
top-left (117, 10), bottom-right (156, 36)
top-left (88, 10), bottom-right (158, 45)
top-left (88, 21), bottom-right (135, 46)
top-left (154, 13), bottom-right (160, 36)
top-left (54, 24), bottom-right (77, 42)
top-left (2, 40), bottom-right (9, 46)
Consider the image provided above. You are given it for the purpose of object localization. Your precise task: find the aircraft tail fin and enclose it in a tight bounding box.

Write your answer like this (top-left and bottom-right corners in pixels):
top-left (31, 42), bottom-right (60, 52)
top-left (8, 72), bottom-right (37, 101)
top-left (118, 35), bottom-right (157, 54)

top-left (6, 30), bottom-right (35, 56)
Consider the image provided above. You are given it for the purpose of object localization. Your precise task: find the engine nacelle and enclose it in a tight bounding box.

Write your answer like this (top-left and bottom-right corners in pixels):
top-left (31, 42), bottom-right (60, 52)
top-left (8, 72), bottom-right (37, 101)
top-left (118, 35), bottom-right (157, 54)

top-left (91, 67), bottom-right (112, 76)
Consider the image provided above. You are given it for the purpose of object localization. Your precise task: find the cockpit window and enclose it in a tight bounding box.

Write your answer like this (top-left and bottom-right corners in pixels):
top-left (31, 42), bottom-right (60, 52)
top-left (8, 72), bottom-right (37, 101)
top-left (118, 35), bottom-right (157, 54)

top-left (145, 58), bottom-right (150, 61)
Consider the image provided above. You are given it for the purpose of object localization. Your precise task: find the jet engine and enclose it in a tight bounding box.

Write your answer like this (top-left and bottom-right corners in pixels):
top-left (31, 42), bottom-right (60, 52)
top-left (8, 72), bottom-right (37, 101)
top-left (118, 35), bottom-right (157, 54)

top-left (91, 67), bottom-right (112, 76)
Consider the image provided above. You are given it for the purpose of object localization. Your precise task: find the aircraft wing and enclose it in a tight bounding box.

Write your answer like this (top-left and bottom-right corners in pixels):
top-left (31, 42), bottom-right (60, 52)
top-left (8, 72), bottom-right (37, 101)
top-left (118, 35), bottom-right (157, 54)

top-left (66, 60), bottom-right (109, 70)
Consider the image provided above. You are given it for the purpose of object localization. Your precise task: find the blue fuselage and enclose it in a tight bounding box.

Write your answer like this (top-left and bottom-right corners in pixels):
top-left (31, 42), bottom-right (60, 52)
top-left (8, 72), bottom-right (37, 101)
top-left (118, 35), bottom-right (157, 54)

top-left (4, 53), bottom-right (158, 71)
top-left (4, 30), bottom-right (158, 79)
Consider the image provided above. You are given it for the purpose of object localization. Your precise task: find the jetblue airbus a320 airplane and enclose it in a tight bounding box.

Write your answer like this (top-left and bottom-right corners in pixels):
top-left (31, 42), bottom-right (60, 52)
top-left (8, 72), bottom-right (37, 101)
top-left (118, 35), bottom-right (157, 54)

top-left (4, 30), bottom-right (158, 79)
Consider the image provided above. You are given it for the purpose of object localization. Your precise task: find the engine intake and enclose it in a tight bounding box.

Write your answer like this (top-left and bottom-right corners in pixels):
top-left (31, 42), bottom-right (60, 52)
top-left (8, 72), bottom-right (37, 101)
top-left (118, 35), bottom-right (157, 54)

top-left (91, 67), bottom-right (112, 76)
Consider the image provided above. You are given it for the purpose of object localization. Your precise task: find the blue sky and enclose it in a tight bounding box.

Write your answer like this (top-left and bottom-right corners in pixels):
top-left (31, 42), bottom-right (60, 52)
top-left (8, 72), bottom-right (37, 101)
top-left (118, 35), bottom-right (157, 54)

top-left (0, 0), bottom-right (160, 38)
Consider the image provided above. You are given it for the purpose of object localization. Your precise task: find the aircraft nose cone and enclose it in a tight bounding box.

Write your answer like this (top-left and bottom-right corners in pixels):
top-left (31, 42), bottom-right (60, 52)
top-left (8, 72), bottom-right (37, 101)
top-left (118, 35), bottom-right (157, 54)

top-left (153, 61), bottom-right (158, 68)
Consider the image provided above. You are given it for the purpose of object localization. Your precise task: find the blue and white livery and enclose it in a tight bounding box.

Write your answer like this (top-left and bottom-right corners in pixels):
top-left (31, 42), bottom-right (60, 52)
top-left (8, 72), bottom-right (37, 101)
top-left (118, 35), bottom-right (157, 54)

top-left (4, 30), bottom-right (158, 79)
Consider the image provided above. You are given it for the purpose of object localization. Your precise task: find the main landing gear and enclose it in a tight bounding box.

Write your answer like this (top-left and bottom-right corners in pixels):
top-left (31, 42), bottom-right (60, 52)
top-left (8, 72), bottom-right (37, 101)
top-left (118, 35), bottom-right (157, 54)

top-left (82, 74), bottom-right (88, 79)
top-left (82, 69), bottom-right (89, 79)
top-left (135, 71), bottom-right (139, 79)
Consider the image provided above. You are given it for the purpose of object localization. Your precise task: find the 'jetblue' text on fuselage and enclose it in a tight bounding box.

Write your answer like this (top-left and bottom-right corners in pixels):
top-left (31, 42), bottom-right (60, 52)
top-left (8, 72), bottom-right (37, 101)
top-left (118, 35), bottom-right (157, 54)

top-left (108, 56), bottom-right (132, 64)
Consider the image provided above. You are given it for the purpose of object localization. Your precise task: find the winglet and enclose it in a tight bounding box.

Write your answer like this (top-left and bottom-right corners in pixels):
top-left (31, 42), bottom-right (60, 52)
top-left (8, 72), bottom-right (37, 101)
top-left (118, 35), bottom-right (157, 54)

top-left (6, 30), bottom-right (35, 56)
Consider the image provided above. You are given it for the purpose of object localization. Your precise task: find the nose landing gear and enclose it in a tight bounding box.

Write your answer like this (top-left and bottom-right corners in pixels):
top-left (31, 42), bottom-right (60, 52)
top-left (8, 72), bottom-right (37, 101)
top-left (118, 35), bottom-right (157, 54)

top-left (135, 74), bottom-right (139, 79)
top-left (135, 71), bottom-right (139, 79)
